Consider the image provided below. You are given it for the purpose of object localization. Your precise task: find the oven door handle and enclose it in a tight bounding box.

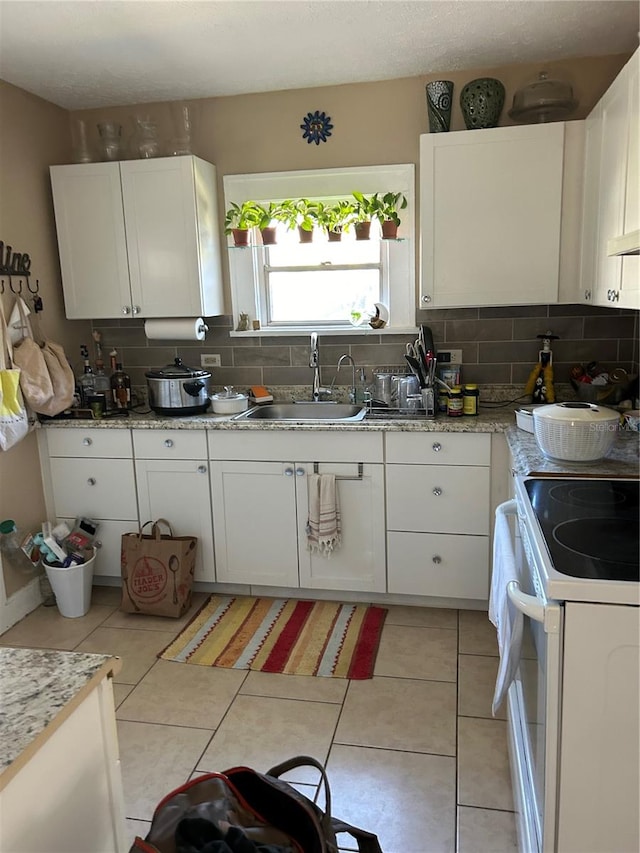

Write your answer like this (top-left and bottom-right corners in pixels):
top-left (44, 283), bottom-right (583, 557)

top-left (507, 580), bottom-right (545, 623)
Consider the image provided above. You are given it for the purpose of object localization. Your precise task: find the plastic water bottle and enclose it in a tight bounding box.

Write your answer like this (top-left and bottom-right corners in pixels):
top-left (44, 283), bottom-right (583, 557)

top-left (0, 520), bottom-right (35, 575)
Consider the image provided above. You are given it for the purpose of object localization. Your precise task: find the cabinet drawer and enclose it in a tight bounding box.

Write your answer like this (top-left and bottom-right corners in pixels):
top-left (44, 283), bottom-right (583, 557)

top-left (385, 432), bottom-right (490, 466)
top-left (386, 464), bottom-right (490, 534)
top-left (388, 531), bottom-right (489, 600)
top-left (45, 428), bottom-right (132, 458)
top-left (50, 458), bottom-right (137, 519)
top-left (209, 430), bottom-right (383, 463)
top-left (132, 429), bottom-right (207, 459)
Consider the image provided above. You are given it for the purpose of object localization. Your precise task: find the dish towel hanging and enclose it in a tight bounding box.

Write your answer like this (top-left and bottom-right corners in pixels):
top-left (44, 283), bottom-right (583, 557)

top-left (306, 473), bottom-right (341, 556)
top-left (489, 503), bottom-right (524, 716)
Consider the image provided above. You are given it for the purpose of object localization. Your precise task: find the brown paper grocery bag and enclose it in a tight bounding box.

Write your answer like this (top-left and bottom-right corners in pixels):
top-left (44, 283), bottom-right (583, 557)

top-left (120, 519), bottom-right (197, 617)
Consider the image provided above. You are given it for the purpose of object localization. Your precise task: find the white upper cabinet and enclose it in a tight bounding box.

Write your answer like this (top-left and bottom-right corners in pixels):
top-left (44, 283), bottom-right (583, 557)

top-left (419, 123), bottom-right (571, 308)
top-left (580, 49), bottom-right (639, 310)
top-left (50, 156), bottom-right (224, 320)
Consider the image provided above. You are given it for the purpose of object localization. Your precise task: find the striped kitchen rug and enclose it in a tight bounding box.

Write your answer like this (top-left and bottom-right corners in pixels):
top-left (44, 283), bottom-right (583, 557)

top-left (158, 595), bottom-right (387, 679)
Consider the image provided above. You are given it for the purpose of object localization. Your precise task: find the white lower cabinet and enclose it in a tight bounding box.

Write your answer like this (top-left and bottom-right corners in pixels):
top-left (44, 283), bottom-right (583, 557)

top-left (209, 431), bottom-right (386, 593)
top-left (133, 429), bottom-right (215, 582)
top-left (385, 432), bottom-right (491, 601)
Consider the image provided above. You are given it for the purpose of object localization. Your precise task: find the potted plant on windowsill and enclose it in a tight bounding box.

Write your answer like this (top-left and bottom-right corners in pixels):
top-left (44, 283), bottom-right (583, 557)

top-left (351, 191), bottom-right (375, 240)
top-left (224, 201), bottom-right (263, 246)
top-left (316, 200), bottom-right (354, 242)
top-left (256, 202), bottom-right (285, 245)
top-left (277, 198), bottom-right (321, 243)
top-left (370, 192), bottom-right (407, 239)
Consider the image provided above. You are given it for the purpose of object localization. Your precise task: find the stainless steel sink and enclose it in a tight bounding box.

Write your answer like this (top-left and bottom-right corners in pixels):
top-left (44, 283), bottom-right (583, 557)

top-left (233, 403), bottom-right (367, 422)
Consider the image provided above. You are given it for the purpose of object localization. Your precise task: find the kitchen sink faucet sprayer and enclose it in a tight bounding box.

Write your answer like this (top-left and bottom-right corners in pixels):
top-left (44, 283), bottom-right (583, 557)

top-left (309, 332), bottom-right (332, 402)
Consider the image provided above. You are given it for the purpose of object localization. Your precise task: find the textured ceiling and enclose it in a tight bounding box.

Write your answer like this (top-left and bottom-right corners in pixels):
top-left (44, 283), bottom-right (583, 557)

top-left (0, 0), bottom-right (638, 110)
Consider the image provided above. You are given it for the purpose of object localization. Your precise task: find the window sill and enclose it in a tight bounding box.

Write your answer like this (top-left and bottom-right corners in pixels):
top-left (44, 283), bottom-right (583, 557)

top-left (229, 326), bottom-right (418, 338)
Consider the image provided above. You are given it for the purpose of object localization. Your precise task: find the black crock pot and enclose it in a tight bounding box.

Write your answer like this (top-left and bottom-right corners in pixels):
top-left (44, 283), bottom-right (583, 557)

top-left (145, 358), bottom-right (211, 415)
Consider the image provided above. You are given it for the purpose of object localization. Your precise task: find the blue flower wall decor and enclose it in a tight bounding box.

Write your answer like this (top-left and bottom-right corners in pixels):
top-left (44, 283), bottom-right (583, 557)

top-left (300, 110), bottom-right (333, 145)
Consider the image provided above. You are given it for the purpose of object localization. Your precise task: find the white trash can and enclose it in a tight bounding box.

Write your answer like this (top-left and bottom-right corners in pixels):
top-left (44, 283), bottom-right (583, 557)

top-left (43, 549), bottom-right (96, 618)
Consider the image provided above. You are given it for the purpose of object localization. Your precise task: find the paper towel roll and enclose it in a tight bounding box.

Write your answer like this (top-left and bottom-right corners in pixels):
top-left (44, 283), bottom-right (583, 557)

top-left (144, 318), bottom-right (208, 341)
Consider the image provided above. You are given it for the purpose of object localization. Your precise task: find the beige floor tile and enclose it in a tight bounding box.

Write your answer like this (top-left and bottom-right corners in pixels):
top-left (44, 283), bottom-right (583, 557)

top-left (458, 654), bottom-right (506, 720)
top-left (384, 604), bottom-right (458, 630)
top-left (117, 659), bottom-right (246, 728)
top-left (197, 695), bottom-right (340, 785)
top-left (458, 610), bottom-right (498, 657)
top-left (75, 626), bottom-right (177, 684)
top-left (0, 604), bottom-right (114, 650)
top-left (374, 624), bottom-right (457, 682)
top-left (117, 720), bottom-right (213, 820)
top-left (113, 682), bottom-right (134, 708)
top-left (458, 717), bottom-right (514, 811)
top-left (326, 744), bottom-right (456, 853)
top-left (102, 592), bottom-right (208, 632)
top-left (240, 670), bottom-right (348, 704)
top-left (335, 676), bottom-right (456, 755)
top-left (92, 585), bottom-right (122, 607)
top-left (125, 818), bottom-right (151, 847)
top-left (457, 806), bottom-right (518, 853)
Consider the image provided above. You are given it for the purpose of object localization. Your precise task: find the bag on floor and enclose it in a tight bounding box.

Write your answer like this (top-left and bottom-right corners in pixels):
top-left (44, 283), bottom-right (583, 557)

top-left (129, 754), bottom-right (383, 853)
top-left (0, 297), bottom-right (29, 451)
top-left (120, 519), bottom-right (196, 618)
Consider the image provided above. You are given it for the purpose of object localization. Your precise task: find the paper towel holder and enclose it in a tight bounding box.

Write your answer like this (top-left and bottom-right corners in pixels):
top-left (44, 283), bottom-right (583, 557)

top-left (198, 321), bottom-right (209, 336)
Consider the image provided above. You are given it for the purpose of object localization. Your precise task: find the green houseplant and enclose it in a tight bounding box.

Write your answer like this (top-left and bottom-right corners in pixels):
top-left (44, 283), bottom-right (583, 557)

top-left (276, 198), bottom-right (322, 243)
top-left (370, 192), bottom-right (407, 239)
top-left (351, 191), bottom-right (375, 240)
top-left (316, 200), bottom-right (354, 241)
top-left (224, 201), bottom-right (264, 246)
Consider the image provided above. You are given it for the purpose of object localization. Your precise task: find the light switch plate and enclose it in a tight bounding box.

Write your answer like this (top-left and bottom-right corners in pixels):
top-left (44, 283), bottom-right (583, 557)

top-left (437, 349), bottom-right (463, 364)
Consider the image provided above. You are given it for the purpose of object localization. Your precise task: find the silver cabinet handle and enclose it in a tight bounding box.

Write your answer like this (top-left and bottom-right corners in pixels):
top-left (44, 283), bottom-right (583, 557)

top-left (584, 289), bottom-right (591, 301)
top-left (87, 477), bottom-right (96, 486)
top-left (82, 437), bottom-right (92, 446)
top-left (607, 289), bottom-right (620, 302)
top-left (122, 305), bottom-right (131, 315)
top-left (284, 467), bottom-right (294, 476)
top-left (197, 465), bottom-right (207, 474)
top-left (432, 555), bottom-right (442, 564)
top-left (433, 487), bottom-right (442, 496)
top-left (295, 467), bottom-right (305, 477)
top-left (421, 294), bottom-right (432, 304)
top-left (432, 442), bottom-right (442, 452)
top-left (164, 439), bottom-right (174, 448)
top-left (132, 305), bottom-right (141, 315)
top-left (95, 540), bottom-right (103, 549)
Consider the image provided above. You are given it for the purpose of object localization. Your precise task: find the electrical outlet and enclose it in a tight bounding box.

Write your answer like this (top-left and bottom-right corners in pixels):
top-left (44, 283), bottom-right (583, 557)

top-left (448, 349), bottom-right (463, 364)
top-left (436, 349), bottom-right (463, 364)
top-left (201, 354), bottom-right (221, 368)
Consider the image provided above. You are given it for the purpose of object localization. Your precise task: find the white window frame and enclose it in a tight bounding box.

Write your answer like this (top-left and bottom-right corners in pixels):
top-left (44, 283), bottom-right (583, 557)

top-left (223, 164), bottom-right (416, 336)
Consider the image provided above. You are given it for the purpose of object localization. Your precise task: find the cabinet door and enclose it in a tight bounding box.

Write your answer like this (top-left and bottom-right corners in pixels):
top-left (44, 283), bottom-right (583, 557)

top-left (210, 461), bottom-right (299, 587)
top-left (121, 157), bottom-right (206, 318)
top-left (420, 123), bottom-right (564, 308)
top-left (50, 163), bottom-right (132, 319)
top-left (49, 458), bottom-right (138, 519)
top-left (135, 459), bottom-right (215, 582)
top-left (579, 102), bottom-right (604, 305)
top-left (620, 54), bottom-right (640, 310)
top-left (593, 66), bottom-right (628, 306)
top-left (297, 463), bottom-right (386, 593)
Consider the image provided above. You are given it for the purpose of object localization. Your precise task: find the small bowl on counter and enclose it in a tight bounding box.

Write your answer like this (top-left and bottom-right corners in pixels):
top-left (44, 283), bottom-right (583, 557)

top-left (210, 387), bottom-right (248, 415)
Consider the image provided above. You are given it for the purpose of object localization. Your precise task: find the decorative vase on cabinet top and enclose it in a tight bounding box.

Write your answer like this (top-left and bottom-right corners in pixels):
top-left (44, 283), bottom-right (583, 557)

top-left (426, 80), bottom-right (454, 133)
top-left (460, 77), bottom-right (505, 129)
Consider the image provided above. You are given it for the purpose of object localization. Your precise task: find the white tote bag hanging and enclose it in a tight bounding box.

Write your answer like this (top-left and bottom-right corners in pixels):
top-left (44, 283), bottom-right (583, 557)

top-left (0, 298), bottom-right (29, 451)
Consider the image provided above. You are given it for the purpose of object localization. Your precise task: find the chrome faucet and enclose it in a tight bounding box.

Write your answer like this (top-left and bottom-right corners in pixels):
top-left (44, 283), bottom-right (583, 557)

top-left (337, 354), bottom-right (357, 404)
top-left (310, 332), bottom-right (331, 401)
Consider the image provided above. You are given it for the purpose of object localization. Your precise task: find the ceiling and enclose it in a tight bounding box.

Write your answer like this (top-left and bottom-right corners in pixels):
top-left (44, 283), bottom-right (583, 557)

top-left (0, 1), bottom-right (638, 110)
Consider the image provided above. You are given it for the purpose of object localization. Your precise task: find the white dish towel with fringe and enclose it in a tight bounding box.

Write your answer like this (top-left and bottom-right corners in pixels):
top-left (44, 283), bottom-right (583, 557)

top-left (306, 473), bottom-right (341, 556)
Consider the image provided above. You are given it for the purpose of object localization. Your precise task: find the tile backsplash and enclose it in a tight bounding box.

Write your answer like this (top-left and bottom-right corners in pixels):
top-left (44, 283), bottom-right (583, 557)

top-left (89, 303), bottom-right (638, 404)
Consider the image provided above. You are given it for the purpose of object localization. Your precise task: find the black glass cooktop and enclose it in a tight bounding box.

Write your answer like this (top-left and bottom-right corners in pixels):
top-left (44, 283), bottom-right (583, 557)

top-left (524, 479), bottom-right (640, 582)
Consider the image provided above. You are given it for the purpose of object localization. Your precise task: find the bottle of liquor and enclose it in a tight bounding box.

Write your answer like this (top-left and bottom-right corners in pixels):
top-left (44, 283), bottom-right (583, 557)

top-left (78, 345), bottom-right (95, 406)
top-left (92, 331), bottom-right (112, 410)
top-left (110, 363), bottom-right (131, 410)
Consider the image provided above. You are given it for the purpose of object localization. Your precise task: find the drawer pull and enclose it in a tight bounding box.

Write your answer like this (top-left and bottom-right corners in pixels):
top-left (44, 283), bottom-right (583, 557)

top-left (197, 465), bottom-right (207, 474)
top-left (95, 540), bottom-right (103, 549)
top-left (295, 467), bottom-right (305, 477)
top-left (82, 437), bottom-right (92, 446)
top-left (284, 467), bottom-right (294, 476)
top-left (87, 477), bottom-right (97, 486)
top-left (432, 487), bottom-right (442, 497)
top-left (432, 555), bottom-right (442, 564)
top-left (432, 442), bottom-right (442, 452)
top-left (164, 439), bottom-right (174, 448)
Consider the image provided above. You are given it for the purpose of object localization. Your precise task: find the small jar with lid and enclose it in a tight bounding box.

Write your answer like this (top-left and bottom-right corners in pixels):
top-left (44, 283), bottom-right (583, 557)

top-left (447, 386), bottom-right (463, 417)
top-left (463, 384), bottom-right (479, 416)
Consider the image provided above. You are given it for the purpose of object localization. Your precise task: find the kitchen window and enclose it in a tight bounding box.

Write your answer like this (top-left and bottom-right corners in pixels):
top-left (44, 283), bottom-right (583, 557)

top-left (224, 165), bottom-right (415, 334)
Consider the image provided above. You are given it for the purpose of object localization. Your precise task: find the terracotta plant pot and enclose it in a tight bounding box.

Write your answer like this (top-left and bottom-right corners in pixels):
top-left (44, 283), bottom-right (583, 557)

top-left (260, 226), bottom-right (277, 245)
top-left (298, 226), bottom-right (314, 244)
top-left (327, 228), bottom-right (342, 243)
top-left (355, 221), bottom-right (371, 241)
top-left (232, 228), bottom-right (250, 247)
top-left (381, 220), bottom-right (399, 240)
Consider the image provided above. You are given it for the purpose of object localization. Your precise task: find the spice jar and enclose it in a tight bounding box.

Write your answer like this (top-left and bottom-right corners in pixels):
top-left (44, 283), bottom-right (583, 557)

top-left (447, 386), bottom-right (463, 417)
top-left (463, 384), bottom-right (479, 416)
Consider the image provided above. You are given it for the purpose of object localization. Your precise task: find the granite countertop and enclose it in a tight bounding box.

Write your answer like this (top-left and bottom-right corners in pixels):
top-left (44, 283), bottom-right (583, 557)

top-left (0, 648), bottom-right (121, 786)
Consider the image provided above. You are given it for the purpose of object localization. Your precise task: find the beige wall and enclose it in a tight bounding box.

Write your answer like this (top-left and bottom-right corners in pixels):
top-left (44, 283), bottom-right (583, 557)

top-left (0, 81), bottom-right (89, 596)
